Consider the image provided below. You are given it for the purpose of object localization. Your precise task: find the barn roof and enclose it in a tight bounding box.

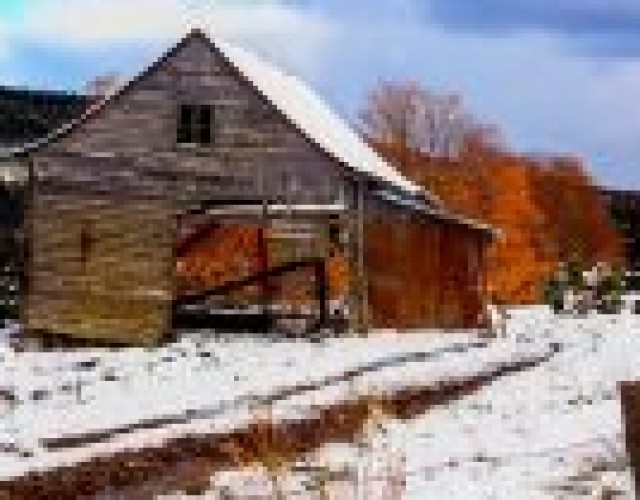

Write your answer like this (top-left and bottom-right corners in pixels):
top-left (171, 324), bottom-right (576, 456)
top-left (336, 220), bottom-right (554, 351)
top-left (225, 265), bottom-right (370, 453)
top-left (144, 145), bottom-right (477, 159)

top-left (1, 29), bottom-right (496, 236)
top-left (213, 40), bottom-right (432, 201)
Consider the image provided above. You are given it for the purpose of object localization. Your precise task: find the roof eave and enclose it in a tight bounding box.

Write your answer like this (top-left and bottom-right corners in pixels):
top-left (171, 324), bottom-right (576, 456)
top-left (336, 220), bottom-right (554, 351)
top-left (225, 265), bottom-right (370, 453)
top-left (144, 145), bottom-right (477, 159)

top-left (370, 185), bottom-right (499, 237)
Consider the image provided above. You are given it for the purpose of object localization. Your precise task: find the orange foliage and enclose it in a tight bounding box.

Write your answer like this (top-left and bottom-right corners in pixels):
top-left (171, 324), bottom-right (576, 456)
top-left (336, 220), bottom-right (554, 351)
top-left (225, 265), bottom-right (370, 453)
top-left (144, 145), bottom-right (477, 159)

top-left (528, 156), bottom-right (623, 266)
top-left (375, 140), bottom-right (623, 305)
top-left (480, 156), bottom-right (555, 304)
top-left (176, 224), bottom-right (263, 296)
top-left (363, 80), bottom-right (623, 306)
top-left (176, 224), bottom-right (350, 304)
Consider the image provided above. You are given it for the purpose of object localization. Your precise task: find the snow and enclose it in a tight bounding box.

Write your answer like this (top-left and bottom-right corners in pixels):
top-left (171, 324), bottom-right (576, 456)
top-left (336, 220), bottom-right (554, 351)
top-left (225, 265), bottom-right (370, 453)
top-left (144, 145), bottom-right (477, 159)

top-left (0, 328), bottom-right (485, 479)
top-left (215, 40), bottom-right (430, 202)
top-left (254, 308), bottom-right (640, 499)
top-left (3, 305), bottom-right (640, 499)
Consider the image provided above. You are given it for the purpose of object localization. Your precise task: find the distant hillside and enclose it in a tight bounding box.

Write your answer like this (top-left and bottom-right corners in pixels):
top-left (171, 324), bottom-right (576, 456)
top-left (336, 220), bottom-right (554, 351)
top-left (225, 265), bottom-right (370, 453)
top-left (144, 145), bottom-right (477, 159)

top-left (600, 188), bottom-right (640, 271)
top-left (0, 86), bottom-right (90, 148)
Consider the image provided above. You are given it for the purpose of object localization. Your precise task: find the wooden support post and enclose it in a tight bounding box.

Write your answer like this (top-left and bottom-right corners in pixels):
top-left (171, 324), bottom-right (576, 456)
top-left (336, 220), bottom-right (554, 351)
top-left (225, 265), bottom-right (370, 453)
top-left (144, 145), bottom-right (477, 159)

top-left (347, 180), bottom-right (368, 335)
top-left (477, 234), bottom-right (494, 335)
top-left (435, 224), bottom-right (444, 328)
top-left (479, 236), bottom-right (489, 331)
top-left (620, 381), bottom-right (640, 491)
top-left (315, 258), bottom-right (328, 331)
top-left (357, 184), bottom-right (368, 333)
top-left (20, 157), bottom-right (35, 337)
top-left (259, 200), bottom-right (271, 332)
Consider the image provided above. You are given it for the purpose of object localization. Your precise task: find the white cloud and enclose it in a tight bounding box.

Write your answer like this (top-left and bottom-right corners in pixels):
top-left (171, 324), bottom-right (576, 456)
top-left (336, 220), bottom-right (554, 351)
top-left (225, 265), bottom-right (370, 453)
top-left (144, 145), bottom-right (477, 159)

top-left (20, 0), bottom-right (327, 43)
top-left (417, 28), bottom-right (640, 186)
top-left (5, 0), bottom-right (338, 77)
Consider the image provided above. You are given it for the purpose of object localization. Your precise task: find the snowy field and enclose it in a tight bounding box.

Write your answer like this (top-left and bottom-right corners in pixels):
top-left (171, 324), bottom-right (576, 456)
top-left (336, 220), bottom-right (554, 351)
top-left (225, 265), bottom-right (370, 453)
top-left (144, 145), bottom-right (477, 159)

top-left (201, 308), bottom-right (640, 499)
top-left (2, 305), bottom-right (640, 499)
top-left (0, 317), bottom-right (550, 482)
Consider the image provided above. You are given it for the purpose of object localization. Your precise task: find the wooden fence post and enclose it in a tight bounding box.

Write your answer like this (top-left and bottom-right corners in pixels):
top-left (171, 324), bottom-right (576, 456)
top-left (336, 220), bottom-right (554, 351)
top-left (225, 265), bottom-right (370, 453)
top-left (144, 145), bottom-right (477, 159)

top-left (620, 381), bottom-right (640, 491)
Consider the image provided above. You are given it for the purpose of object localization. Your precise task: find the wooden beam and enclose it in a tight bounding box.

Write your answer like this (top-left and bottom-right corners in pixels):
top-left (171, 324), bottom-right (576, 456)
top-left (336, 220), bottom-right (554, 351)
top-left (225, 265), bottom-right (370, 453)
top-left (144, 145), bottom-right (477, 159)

top-left (174, 257), bottom-right (324, 308)
top-left (258, 200), bottom-right (271, 331)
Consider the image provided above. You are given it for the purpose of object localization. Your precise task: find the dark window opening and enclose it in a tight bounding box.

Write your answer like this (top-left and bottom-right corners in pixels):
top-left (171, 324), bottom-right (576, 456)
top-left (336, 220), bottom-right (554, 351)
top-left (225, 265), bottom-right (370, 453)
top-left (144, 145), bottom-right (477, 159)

top-left (177, 105), bottom-right (193, 144)
top-left (177, 104), bottom-right (214, 146)
top-left (198, 105), bottom-right (212, 145)
top-left (328, 223), bottom-right (341, 246)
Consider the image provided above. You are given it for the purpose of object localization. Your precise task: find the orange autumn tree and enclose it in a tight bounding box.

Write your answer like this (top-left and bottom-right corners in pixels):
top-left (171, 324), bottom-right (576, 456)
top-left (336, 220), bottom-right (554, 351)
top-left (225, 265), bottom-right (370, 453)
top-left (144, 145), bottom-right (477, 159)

top-left (528, 156), bottom-right (623, 268)
top-left (416, 141), bottom-right (555, 304)
top-left (360, 80), bottom-right (623, 305)
top-left (476, 150), bottom-right (555, 303)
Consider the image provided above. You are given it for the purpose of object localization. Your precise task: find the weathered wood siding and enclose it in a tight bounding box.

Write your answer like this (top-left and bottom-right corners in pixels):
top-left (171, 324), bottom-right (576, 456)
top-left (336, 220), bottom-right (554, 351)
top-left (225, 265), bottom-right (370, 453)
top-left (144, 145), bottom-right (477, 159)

top-left (40, 38), bottom-right (351, 206)
top-left (364, 195), bottom-right (487, 330)
top-left (25, 36), bottom-right (358, 343)
top-left (24, 189), bottom-right (174, 345)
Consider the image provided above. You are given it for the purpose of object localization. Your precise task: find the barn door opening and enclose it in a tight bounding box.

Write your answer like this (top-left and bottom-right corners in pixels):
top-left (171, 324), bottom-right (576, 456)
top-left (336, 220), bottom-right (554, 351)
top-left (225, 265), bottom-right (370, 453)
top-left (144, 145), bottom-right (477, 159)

top-left (173, 202), bottom-right (349, 335)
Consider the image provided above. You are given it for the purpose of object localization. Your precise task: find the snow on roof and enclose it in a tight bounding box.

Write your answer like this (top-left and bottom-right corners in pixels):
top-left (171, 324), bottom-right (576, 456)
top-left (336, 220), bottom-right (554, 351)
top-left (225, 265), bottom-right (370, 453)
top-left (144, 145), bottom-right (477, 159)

top-left (213, 39), bottom-right (438, 204)
top-left (373, 188), bottom-right (499, 237)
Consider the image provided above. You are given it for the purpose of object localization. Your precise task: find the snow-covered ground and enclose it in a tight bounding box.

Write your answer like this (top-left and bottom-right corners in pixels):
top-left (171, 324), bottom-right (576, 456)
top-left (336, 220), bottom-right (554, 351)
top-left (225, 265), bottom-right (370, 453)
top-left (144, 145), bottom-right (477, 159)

top-left (384, 310), bottom-right (640, 499)
top-left (201, 308), bottom-right (640, 499)
top-left (3, 305), bottom-right (640, 499)
top-left (0, 315), bottom-right (552, 482)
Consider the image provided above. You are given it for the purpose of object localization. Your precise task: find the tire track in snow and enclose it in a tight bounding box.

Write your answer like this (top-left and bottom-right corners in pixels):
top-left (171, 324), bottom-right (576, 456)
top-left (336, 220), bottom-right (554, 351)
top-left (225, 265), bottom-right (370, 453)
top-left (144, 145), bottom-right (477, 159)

top-left (41, 339), bottom-right (491, 451)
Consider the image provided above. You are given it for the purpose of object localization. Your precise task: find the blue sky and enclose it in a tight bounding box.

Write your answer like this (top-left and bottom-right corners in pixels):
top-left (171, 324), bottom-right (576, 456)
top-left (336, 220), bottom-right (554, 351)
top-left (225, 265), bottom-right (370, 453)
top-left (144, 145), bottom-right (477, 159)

top-left (0, 0), bottom-right (638, 188)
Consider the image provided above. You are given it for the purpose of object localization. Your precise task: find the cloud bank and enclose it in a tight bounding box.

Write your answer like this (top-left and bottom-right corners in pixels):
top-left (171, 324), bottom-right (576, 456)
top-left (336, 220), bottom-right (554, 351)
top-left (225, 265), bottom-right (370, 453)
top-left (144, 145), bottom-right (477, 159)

top-left (426, 0), bottom-right (640, 58)
top-left (2, 0), bottom-right (337, 78)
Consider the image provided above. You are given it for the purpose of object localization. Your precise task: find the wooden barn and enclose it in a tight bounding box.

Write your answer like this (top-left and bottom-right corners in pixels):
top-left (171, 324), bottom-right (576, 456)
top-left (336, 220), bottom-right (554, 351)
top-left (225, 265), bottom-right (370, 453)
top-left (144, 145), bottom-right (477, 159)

top-left (0, 30), bottom-right (496, 345)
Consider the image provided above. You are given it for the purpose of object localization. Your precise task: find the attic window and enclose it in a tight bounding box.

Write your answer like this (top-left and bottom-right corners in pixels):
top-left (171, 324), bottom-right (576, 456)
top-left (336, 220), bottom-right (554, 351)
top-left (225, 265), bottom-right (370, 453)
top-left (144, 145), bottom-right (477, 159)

top-left (177, 104), bottom-right (214, 146)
